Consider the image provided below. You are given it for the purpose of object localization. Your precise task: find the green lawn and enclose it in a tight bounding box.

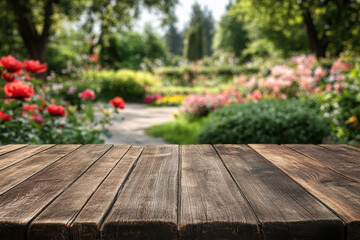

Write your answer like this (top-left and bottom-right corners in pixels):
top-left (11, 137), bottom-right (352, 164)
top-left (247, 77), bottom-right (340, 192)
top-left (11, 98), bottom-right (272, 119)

top-left (146, 116), bottom-right (208, 144)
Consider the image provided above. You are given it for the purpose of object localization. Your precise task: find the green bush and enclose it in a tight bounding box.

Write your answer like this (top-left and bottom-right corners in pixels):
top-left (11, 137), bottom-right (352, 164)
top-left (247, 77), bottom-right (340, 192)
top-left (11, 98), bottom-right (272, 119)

top-left (45, 45), bottom-right (80, 75)
top-left (82, 70), bottom-right (160, 102)
top-left (146, 116), bottom-right (209, 144)
top-left (198, 100), bottom-right (330, 144)
top-left (146, 85), bottom-right (222, 96)
top-left (155, 65), bottom-right (258, 85)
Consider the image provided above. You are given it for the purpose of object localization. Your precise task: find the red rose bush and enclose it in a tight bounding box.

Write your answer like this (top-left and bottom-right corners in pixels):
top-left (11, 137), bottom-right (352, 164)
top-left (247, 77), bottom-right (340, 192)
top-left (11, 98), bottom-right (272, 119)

top-left (0, 55), bottom-right (125, 144)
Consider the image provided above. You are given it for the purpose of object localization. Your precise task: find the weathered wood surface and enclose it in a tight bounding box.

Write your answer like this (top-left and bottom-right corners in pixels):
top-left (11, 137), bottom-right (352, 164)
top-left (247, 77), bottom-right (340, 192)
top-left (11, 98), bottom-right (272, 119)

top-left (215, 144), bottom-right (343, 239)
top-left (180, 145), bottom-right (259, 239)
top-left (0, 144), bottom-right (359, 240)
top-left (250, 144), bottom-right (360, 240)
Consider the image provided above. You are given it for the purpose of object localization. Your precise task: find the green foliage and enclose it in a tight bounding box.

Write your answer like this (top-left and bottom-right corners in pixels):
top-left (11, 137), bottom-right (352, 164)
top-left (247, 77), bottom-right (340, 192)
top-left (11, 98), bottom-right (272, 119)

top-left (101, 28), bottom-right (169, 69)
top-left (198, 100), bottom-right (330, 144)
top-left (229, 0), bottom-right (360, 58)
top-left (184, 24), bottom-right (205, 61)
top-left (165, 24), bottom-right (184, 56)
top-left (146, 116), bottom-right (209, 144)
top-left (156, 65), bottom-right (258, 85)
top-left (313, 66), bottom-right (360, 145)
top-left (82, 70), bottom-right (160, 102)
top-left (183, 3), bottom-right (215, 59)
top-left (213, 3), bottom-right (248, 58)
top-left (146, 85), bottom-right (221, 96)
top-left (46, 45), bottom-right (79, 75)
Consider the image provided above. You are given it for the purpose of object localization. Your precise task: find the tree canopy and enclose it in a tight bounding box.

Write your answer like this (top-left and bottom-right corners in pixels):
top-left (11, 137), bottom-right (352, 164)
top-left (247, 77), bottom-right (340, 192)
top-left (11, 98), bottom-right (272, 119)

top-left (229, 0), bottom-right (360, 58)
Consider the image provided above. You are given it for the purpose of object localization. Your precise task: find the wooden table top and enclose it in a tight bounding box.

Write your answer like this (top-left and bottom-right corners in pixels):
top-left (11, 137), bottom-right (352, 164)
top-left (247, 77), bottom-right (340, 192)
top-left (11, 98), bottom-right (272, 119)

top-left (0, 144), bottom-right (359, 240)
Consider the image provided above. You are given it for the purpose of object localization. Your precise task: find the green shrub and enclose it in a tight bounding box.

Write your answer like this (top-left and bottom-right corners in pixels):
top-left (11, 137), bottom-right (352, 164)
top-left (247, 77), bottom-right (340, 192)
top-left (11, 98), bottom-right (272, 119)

top-left (46, 45), bottom-right (80, 75)
top-left (155, 65), bottom-right (258, 85)
top-left (146, 116), bottom-right (209, 144)
top-left (198, 100), bottom-right (330, 144)
top-left (82, 70), bottom-right (160, 102)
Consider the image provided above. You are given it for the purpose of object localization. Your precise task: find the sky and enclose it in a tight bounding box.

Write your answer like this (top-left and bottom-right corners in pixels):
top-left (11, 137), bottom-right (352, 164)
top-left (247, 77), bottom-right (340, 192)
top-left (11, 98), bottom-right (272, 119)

top-left (134, 0), bottom-right (229, 35)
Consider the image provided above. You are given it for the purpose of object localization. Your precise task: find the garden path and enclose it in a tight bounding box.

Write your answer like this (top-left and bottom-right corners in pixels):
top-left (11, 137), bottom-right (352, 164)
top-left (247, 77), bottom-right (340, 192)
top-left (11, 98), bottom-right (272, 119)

top-left (103, 103), bottom-right (178, 145)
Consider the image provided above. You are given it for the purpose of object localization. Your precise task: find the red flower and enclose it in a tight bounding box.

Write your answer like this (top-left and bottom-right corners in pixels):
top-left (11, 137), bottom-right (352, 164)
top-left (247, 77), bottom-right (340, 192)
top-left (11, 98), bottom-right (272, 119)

top-left (4, 81), bottom-right (34, 99)
top-left (0, 55), bottom-right (23, 74)
top-left (30, 115), bottom-right (44, 125)
top-left (25, 75), bottom-right (31, 81)
top-left (0, 110), bottom-right (12, 121)
top-left (89, 54), bottom-right (99, 62)
top-left (24, 60), bottom-right (47, 73)
top-left (109, 97), bottom-right (125, 109)
top-left (47, 104), bottom-right (66, 116)
top-left (23, 104), bottom-right (38, 112)
top-left (78, 89), bottom-right (96, 100)
top-left (1, 73), bottom-right (19, 82)
top-left (252, 89), bottom-right (262, 100)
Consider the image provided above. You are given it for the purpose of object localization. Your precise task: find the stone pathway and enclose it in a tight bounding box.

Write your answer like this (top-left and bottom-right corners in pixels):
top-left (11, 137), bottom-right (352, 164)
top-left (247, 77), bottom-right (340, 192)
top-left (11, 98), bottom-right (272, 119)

top-left (103, 103), bottom-right (178, 145)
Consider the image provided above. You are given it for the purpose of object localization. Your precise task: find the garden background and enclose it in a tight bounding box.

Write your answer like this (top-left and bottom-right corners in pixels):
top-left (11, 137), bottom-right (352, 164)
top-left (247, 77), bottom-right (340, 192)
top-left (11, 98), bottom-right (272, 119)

top-left (0, 0), bottom-right (359, 146)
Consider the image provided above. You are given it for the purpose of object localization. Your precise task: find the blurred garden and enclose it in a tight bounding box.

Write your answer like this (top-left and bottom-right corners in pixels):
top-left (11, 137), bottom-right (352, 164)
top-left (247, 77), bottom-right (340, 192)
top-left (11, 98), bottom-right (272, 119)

top-left (0, 0), bottom-right (359, 146)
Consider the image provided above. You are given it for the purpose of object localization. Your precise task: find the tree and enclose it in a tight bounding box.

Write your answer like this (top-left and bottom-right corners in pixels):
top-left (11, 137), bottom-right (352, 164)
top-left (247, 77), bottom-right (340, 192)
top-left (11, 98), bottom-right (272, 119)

top-left (184, 24), bottom-right (205, 61)
top-left (100, 26), bottom-right (169, 69)
top-left (4, 0), bottom-right (178, 62)
top-left (232, 0), bottom-right (360, 58)
top-left (144, 24), bottom-right (169, 60)
top-left (164, 24), bottom-right (184, 56)
top-left (213, 2), bottom-right (248, 57)
top-left (184, 3), bottom-right (215, 59)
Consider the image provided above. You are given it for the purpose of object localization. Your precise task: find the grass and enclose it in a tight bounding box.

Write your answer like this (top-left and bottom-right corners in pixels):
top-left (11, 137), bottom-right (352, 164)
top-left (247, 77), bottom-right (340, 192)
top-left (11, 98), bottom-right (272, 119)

top-left (146, 116), bottom-right (208, 144)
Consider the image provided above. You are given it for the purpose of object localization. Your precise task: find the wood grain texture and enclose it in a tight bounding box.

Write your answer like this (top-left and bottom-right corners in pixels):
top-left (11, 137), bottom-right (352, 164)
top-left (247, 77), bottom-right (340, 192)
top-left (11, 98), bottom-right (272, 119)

top-left (250, 144), bottom-right (360, 240)
top-left (0, 144), bottom-right (112, 240)
top-left (215, 144), bottom-right (343, 239)
top-left (71, 146), bottom-right (143, 240)
top-left (287, 144), bottom-right (360, 182)
top-left (27, 145), bottom-right (130, 240)
top-left (180, 145), bottom-right (260, 240)
top-left (0, 145), bottom-right (54, 171)
top-left (0, 145), bottom-right (81, 195)
top-left (101, 145), bottom-right (179, 240)
top-left (320, 144), bottom-right (360, 156)
top-left (0, 145), bottom-right (27, 156)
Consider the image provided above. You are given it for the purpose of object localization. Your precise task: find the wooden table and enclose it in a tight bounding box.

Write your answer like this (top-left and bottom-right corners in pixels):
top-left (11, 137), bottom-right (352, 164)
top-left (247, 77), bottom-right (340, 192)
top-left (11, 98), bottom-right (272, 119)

top-left (0, 144), bottom-right (359, 240)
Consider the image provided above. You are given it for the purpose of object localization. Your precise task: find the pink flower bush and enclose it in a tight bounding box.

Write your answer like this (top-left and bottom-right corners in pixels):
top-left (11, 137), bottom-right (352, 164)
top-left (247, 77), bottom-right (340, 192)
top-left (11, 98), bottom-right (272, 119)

top-left (182, 90), bottom-right (244, 117)
top-left (236, 55), bottom-right (352, 99)
top-left (144, 94), bottom-right (163, 104)
top-left (78, 89), bottom-right (96, 100)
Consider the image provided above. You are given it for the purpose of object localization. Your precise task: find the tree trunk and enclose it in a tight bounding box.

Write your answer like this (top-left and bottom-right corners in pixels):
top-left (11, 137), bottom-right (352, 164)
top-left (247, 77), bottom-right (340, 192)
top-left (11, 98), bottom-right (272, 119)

top-left (6, 0), bottom-right (52, 62)
top-left (301, 8), bottom-right (327, 58)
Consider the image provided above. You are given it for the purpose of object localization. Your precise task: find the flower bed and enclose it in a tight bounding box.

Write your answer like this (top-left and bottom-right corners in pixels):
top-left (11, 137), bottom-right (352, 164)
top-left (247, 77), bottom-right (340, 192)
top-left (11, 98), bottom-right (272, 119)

top-left (0, 55), bottom-right (125, 144)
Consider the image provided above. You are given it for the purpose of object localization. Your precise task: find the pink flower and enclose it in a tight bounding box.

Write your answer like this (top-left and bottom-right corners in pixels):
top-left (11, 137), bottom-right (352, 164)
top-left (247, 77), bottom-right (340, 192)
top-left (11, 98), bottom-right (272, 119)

top-left (325, 84), bottom-right (332, 91)
top-left (78, 89), bottom-right (96, 100)
top-left (30, 115), bottom-right (44, 125)
top-left (336, 75), bottom-right (346, 82)
top-left (334, 83), bottom-right (342, 90)
top-left (252, 89), bottom-right (262, 100)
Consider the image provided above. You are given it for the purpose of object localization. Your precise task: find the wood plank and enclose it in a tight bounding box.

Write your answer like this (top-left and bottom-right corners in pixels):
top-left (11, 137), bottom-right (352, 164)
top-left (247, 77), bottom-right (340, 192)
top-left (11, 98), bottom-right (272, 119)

top-left (250, 144), bottom-right (360, 240)
top-left (0, 145), bottom-right (81, 195)
top-left (0, 145), bottom-right (54, 171)
top-left (0, 144), bottom-right (112, 240)
top-left (27, 145), bottom-right (130, 240)
top-left (286, 144), bottom-right (360, 182)
top-left (215, 144), bottom-right (343, 239)
top-left (180, 145), bottom-right (260, 239)
top-left (0, 145), bottom-right (27, 156)
top-left (320, 144), bottom-right (360, 156)
top-left (101, 145), bottom-right (178, 240)
top-left (71, 146), bottom-right (143, 240)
